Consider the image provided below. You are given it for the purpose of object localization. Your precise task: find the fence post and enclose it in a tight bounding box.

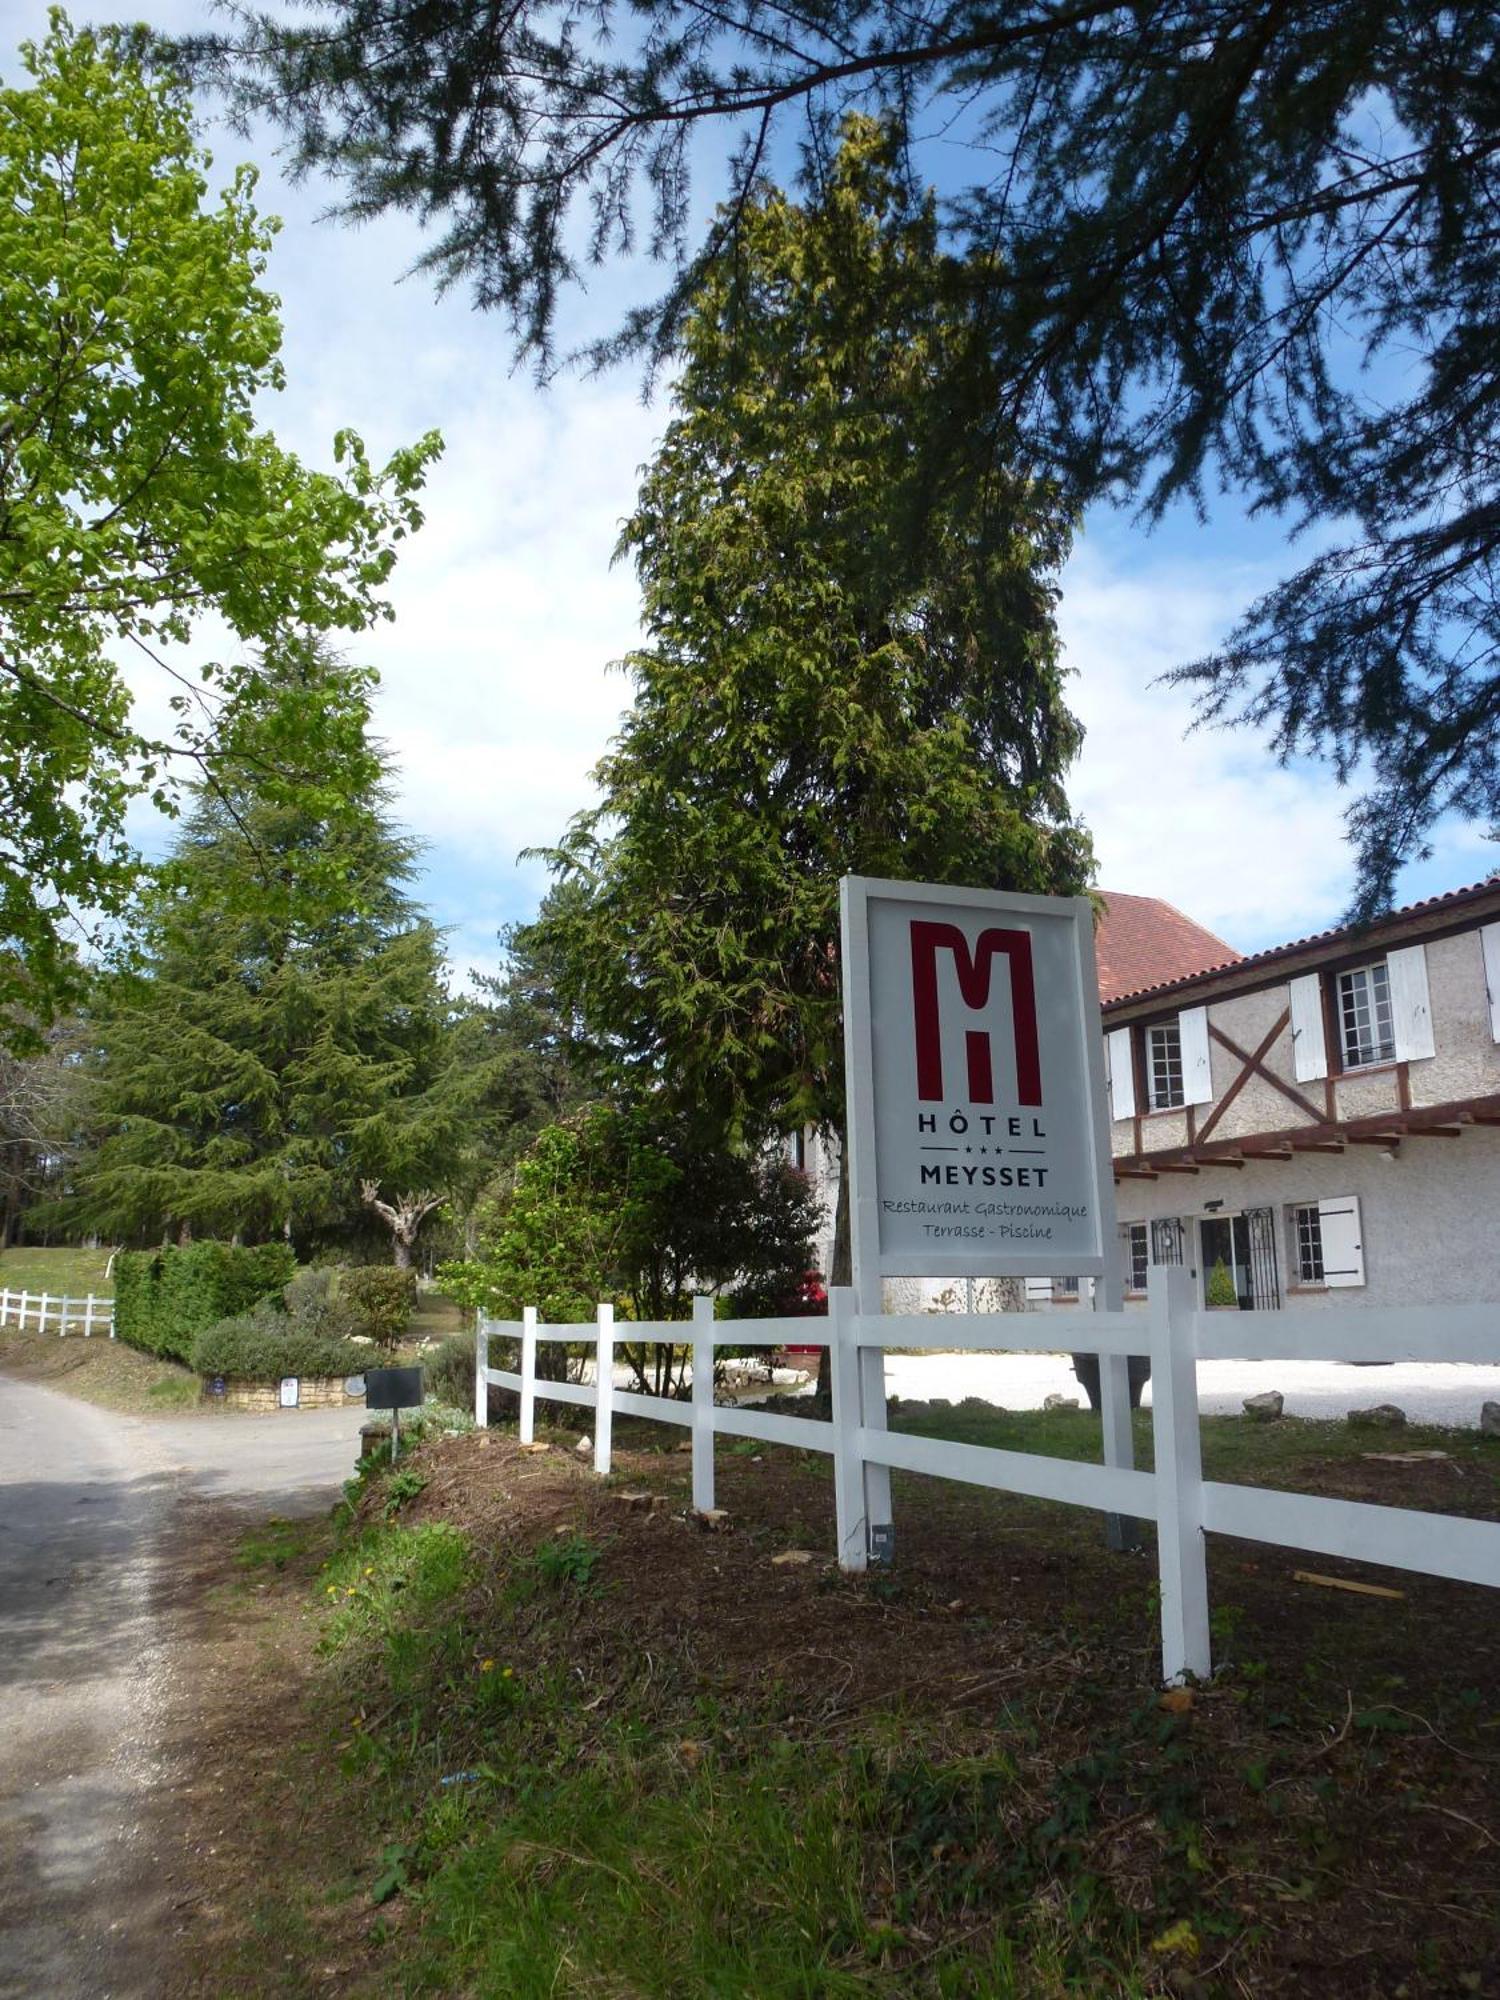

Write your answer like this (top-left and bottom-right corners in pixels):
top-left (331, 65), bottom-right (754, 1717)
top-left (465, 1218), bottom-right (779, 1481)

top-left (858, 1321), bottom-right (894, 1564)
top-left (519, 1306), bottom-right (537, 1444)
top-left (691, 1294), bottom-right (715, 1514)
top-left (41, 1293), bottom-right (52, 1336)
top-left (474, 1314), bottom-right (490, 1428)
top-left (593, 1301), bottom-right (615, 1477)
top-left (1150, 1264), bottom-right (1211, 1684)
top-left (83, 1295), bottom-right (95, 1340)
top-left (1096, 1262), bottom-right (1143, 1552)
top-left (829, 1287), bottom-right (868, 1570)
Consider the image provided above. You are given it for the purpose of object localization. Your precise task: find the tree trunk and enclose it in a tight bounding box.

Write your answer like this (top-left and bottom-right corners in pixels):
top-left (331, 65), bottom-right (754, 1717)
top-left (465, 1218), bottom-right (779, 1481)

top-left (392, 1234), bottom-right (413, 1269)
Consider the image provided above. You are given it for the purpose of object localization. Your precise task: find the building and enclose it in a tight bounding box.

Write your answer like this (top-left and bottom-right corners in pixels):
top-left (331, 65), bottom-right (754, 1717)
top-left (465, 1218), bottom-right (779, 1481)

top-left (1104, 877), bottom-right (1500, 1313)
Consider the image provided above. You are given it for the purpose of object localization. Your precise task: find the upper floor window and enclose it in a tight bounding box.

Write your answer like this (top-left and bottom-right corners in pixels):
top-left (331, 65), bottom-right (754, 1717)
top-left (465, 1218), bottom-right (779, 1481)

top-left (1336, 962), bottom-right (1395, 1069)
top-left (1146, 1021), bottom-right (1184, 1110)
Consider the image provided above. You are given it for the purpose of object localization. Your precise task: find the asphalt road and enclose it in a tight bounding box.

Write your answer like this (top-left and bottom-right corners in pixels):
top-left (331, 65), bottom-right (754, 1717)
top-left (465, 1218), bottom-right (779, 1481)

top-left (0, 1381), bottom-right (365, 1998)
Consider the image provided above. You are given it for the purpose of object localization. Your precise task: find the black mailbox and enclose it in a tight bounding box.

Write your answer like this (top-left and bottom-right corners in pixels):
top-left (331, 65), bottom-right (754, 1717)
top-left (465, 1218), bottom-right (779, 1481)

top-left (364, 1365), bottom-right (424, 1410)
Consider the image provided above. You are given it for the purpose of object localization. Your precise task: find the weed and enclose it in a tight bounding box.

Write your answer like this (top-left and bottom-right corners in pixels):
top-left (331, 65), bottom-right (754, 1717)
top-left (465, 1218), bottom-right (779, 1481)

top-left (525, 1532), bottom-right (600, 1590)
top-left (384, 1466), bottom-right (428, 1518)
top-left (370, 1841), bottom-right (411, 1905)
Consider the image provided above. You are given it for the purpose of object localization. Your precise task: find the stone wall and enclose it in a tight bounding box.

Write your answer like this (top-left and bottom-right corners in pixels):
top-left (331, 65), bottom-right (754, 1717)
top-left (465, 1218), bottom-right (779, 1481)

top-left (212, 1376), bottom-right (364, 1413)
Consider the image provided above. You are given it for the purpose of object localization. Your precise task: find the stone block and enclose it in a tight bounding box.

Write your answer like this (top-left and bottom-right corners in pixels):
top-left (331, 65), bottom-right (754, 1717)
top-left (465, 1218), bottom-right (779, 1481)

top-left (1243, 1391), bottom-right (1284, 1421)
top-left (1348, 1403), bottom-right (1407, 1430)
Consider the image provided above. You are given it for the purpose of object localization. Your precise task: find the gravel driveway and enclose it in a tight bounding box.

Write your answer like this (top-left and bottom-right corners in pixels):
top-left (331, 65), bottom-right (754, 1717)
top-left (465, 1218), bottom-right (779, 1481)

top-left (878, 1349), bottom-right (1500, 1426)
top-left (0, 1379), bottom-right (365, 1998)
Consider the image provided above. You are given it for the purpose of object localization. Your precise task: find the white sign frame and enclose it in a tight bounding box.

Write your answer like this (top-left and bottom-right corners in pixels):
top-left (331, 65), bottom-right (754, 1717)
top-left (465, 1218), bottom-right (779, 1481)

top-left (840, 875), bottom-right (1119, 1287)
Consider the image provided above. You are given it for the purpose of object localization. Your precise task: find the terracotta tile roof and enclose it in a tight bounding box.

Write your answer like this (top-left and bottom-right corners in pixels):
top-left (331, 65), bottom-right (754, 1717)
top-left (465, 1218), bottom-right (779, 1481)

top-left (1095, 891), bottom-right (1241, 1004)
top-left (1100, 874), bottom-right (1500, 1011)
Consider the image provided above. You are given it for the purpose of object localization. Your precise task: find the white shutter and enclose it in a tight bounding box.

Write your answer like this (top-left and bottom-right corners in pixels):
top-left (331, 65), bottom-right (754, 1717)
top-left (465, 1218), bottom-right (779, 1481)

top-left (1178, 1006), bottom-right (1213, 1106)
top-left (1107, 1027), bottom-right (1136, 1121)
top-left (1288, 973), bottom-right (1328, 1081)
top-left (1319, 1194), bottom-right (1365, 1288)
top-left (1481, 924), bottom-right (1500, 1042)
top-left (1388, 943), bottom-right (1434, 1061)
top-left (1023, 1277), bottom-right (1052, 1305)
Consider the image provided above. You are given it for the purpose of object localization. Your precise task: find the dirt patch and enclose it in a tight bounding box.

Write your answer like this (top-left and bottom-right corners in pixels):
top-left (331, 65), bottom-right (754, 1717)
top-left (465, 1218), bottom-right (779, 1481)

top-left (0, 1328), bottom-right (201, 1413)
top-left (146, 1427), bottom-right (1500, 1995)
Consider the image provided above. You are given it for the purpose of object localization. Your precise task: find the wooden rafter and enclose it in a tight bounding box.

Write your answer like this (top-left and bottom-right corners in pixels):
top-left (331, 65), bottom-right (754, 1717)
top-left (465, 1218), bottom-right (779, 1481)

top-left (1114, 1089), bottom-right (1500, 1173)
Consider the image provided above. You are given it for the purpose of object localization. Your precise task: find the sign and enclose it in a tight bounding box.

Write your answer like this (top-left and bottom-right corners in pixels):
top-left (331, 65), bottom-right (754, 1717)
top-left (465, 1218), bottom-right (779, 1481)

top-left (279, 1375), bottom-right (300, 1408)
top-left (364, 1365), bottom-right (425, 1411)
top-left (840, 876), bottom-right (1116, 1281)
top-left (208, 1375), bottom-right (226, 1399)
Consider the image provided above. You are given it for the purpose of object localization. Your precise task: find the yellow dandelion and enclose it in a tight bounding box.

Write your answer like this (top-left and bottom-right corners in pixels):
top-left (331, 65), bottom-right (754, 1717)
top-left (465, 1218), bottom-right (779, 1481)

top-left (479, 1658), bottom-right (495, 1674)
top-left (502, 1666), bottom-right (514, 1679)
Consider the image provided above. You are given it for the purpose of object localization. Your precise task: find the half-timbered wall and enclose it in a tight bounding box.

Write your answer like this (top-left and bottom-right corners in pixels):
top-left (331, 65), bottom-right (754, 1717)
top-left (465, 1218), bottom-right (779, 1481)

top-left (1108, 908), bottom-right (1500, 1312)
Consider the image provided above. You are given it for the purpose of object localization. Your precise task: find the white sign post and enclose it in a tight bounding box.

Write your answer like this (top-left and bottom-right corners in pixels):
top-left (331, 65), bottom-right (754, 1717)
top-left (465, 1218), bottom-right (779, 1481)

top-left (839, 876), bottom-right (1133, 1562)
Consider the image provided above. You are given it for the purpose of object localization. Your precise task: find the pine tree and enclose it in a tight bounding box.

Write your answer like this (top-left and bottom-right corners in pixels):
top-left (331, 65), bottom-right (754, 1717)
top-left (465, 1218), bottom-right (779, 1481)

top-left (533, 123), bottom-right (1091, 1160)
top-left (67, 646), bottom-right (479, 1259)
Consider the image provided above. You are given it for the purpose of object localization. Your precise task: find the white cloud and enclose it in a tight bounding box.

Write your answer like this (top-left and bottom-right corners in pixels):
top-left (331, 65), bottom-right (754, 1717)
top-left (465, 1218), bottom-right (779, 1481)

top-left (1063, 544), bottom-right (1363, 950)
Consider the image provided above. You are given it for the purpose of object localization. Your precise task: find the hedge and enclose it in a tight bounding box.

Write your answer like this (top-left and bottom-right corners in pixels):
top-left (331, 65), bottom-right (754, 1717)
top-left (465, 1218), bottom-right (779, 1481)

top-left (191, 1304), bottom-right (365, 1384)
top-left (114, 1242), bottom-right (296, 1365)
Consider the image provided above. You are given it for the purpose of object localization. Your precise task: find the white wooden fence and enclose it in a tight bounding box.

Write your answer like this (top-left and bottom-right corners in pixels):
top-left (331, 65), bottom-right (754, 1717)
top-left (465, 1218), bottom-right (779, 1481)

top-left (477, 1267), bottom-right (1500, 1684)
top-left (0, 1289), bottom-right (114, 1337)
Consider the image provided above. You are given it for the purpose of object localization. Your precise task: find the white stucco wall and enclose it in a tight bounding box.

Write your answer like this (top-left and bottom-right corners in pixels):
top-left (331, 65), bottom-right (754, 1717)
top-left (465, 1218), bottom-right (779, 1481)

top-left (1114, 1126), bottom-right (1500, 1311)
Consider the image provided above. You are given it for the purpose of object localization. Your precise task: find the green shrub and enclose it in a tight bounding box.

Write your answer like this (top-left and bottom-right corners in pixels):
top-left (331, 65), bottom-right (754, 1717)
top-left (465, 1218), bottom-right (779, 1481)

top-left (340, 1265), bottom-right (417, 1349)
top-left (114, 1242), bottom-right (296, 1364)
top-left (424, 1332), bottom-right (476, 1413)
top-left (1205, 1258), bottom-right (1239, 1310)
top-left (192, 1299), bottom-right (366, 1383)
top-left (284, 1263), bottom-right (339, 1317)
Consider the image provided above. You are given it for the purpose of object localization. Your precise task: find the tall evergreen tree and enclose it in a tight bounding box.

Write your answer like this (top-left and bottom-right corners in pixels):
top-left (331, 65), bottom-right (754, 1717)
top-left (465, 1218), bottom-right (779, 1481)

top-left (66, 644), bottom-right (478, 1258)
top-left (531, 124), bottom-right (1091, 1270)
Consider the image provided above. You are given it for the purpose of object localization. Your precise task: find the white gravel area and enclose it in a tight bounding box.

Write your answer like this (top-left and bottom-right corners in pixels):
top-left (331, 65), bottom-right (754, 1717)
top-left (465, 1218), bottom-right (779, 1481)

top-left (878, 1350), bottom-right (1500, 1428)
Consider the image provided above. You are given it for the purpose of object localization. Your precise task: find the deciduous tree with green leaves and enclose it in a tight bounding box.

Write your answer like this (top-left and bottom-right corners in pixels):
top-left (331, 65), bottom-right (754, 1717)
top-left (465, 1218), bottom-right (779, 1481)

top-left (529, 121), bottom-right (1091, 1271)
top-left (61, 643), bottom-right (484, 1259)
top-left (440, 1099), bottom-right (822, 1392)
top-left (0, 13), bottom-right (440, 1039)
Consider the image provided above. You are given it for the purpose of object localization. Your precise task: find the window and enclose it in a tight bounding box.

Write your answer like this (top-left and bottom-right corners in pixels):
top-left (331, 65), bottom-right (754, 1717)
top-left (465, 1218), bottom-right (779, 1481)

top-left (1290, 1203), bottom-right (1324, 1284)
top-left (1146, 1020), bottom-right (1185, 1109)
top-left (1337, 962), bottom-right (1395, 1068)
top-left (1151, 1216), bottom-right (1185, 1266)
top-left (1052, 1275), bottom-right (1080, 1299)
top-left (785, 1127), bottom-right (808, 1172)
top-left (1122, 1222), bottom-right (1149, 1292)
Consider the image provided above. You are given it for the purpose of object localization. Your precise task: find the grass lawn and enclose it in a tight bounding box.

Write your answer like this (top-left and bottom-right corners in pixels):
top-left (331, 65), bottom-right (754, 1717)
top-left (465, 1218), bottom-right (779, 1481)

top-left (174, 1406), bottom-right (1500, 1998)
top-left (0, 1244), bottom-right (113, 1296)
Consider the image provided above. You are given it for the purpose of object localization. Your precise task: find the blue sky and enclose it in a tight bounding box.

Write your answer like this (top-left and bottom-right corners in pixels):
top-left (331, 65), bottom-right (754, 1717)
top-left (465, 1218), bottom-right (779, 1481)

top-left (14, 3), bottom-right (1495, 986)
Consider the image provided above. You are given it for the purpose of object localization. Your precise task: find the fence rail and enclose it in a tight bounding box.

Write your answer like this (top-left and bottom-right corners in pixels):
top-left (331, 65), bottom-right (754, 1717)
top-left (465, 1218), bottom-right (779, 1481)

top-left (477, 1269), bottom-right (1500, 1684)
top-left (0, 1289), bottom-right (114, 1337)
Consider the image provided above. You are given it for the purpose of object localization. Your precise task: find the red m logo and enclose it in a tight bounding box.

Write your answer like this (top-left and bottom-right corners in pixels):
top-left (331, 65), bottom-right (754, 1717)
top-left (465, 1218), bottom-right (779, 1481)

top-left (910, 921), bottom-right (1042, 1106)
